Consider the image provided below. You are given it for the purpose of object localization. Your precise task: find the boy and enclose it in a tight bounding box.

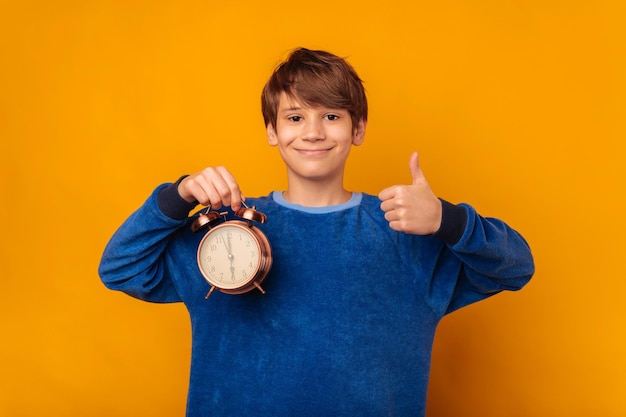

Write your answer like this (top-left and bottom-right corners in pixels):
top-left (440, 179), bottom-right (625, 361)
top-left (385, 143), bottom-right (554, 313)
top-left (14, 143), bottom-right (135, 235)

top-left (99, 48), bottom-right (534, 416)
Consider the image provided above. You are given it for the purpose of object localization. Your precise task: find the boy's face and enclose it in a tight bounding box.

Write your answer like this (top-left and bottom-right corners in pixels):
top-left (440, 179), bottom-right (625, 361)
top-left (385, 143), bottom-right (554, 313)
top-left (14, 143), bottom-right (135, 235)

top-left (267, 92), bottom-right (366, 185)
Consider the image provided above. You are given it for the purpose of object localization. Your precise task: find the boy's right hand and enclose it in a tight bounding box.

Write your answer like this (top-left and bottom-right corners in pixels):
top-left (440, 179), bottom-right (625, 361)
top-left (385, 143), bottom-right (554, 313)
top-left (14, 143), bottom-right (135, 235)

top-left (177, 166), bottom-right (243, 211)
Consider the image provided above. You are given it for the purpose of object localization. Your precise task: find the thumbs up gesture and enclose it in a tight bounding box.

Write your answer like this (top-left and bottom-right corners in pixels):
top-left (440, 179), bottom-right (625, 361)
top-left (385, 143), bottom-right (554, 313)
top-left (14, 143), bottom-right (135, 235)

top-left (378, 152), bottom-right (443, 235)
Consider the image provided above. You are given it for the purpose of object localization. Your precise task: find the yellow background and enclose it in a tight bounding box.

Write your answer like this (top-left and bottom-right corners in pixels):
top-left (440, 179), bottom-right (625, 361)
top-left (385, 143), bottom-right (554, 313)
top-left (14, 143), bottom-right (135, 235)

top-left (1, 1), bottom-right (624, 416)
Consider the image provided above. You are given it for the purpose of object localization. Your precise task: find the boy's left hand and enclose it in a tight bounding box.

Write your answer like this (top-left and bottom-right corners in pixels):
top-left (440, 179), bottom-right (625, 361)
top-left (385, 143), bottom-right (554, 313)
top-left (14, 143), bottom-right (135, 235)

top-left (378, 152), bottom-right (442, 235)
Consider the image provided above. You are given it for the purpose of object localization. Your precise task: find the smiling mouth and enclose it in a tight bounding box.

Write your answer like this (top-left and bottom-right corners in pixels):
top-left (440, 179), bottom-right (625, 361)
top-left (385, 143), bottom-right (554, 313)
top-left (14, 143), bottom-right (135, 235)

top-left (296, 148), bottom-right (333, 156)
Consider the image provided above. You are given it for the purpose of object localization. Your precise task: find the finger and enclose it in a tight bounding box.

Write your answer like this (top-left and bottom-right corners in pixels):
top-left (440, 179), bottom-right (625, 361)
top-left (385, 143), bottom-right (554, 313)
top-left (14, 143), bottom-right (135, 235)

top-left (214, 166), bottom-right (243, 210)
top-left (379, 198), bottom-right (392, 213)
top-left (378, 185), bottom-right (397, 202)
top-left (408, 151), bottom-right (425, 185)
top-left (204, 167), bottom-right (240, 210)
top-left (178, 175), bottom-right (209, 206)
top-left (191, 174), bottom-right (224, 208)
top-left (383, 208), bottom-right (400, 222)
top-left (183, 169), bottom-right (227, 208)
top-left (204, 183), bottom-right (225, 209)
top-left (387, 220), bottom-right (403, 232)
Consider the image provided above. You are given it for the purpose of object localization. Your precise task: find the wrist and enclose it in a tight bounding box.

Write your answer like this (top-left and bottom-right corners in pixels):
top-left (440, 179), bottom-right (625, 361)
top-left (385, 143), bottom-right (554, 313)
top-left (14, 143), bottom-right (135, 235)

top-left (177, 177), bottom-right (198, 204)
top-left (431, 199), bottom-right (467, 245)
top-left (157, 175), bottom-right (199, 220)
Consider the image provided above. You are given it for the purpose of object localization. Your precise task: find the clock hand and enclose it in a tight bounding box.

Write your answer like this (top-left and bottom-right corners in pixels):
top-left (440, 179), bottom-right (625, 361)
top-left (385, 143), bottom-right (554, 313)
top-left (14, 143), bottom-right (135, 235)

top-left (222, 235), bottom-right (229, 252)
top-left (223, 234), bottom-right (236, 280)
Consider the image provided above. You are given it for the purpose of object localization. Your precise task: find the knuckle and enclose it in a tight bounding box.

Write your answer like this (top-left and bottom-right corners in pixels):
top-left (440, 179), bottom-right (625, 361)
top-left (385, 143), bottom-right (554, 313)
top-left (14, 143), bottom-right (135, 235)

top-left (395, 186), bottom-right (408, 196)
top-left (185, 176), bottom-right (198, 187)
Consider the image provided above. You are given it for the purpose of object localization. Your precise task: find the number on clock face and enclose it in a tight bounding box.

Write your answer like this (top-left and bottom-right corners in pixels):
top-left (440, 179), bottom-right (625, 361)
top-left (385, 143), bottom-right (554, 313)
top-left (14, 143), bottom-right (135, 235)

top-left (197, 224), bottom-right (261, 290)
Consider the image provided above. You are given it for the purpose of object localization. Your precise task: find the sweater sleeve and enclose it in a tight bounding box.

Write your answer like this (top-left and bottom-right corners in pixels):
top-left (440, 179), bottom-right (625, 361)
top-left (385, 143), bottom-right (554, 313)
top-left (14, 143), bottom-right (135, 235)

top-left (431, 198), bottom-right (467, 245)
top-left (442, 203), bottom-right (535, 314)
top-left (98, 183), bottom-right (193, 303)
top-left (157, 175), bottom-right (199, 220)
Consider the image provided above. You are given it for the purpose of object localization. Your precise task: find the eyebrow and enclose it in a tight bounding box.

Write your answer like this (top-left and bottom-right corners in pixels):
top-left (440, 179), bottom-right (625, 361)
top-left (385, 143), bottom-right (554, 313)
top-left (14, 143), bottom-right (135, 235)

top-left (280, 106), bottom-right (302, 113)
top-left (280, 106), bottom-right (347, 114)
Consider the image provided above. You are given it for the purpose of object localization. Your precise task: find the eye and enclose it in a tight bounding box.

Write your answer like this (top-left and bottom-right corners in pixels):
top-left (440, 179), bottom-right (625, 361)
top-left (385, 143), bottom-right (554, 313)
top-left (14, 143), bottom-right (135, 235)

top-left (287, 115), bottom-right (302, 122)
top-left (324, 114), bottom-right (340, 121)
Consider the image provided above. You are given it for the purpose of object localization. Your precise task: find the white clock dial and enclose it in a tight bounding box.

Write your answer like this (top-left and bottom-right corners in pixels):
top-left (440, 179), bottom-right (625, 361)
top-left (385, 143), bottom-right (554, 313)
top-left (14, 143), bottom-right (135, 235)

top-left (197, 223), bottom-right (261, 290)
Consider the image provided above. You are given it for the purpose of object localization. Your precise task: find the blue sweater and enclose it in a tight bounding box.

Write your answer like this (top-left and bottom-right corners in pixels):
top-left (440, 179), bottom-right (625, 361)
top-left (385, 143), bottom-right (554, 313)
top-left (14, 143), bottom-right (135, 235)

top-left (99, 183), bottom-right (534, 417)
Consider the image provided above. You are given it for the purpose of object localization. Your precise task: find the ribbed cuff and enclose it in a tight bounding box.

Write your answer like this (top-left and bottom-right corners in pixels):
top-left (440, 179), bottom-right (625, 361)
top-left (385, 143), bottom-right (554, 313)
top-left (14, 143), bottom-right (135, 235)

top-left (431, 199), bottom-right (467, 245)
top-left (156, 175), bottom-right (199, 220)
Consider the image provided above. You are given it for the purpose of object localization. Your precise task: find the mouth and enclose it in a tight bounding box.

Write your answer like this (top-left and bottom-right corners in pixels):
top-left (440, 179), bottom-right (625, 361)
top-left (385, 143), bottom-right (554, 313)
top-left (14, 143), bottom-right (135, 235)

top-left (295, 147), bottom-right (333, 157)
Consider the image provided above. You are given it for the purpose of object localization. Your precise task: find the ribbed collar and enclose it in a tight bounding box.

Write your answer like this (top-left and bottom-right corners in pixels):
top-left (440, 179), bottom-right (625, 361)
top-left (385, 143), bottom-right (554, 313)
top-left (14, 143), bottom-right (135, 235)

top-left (271, 191), bottom-right (362, 214)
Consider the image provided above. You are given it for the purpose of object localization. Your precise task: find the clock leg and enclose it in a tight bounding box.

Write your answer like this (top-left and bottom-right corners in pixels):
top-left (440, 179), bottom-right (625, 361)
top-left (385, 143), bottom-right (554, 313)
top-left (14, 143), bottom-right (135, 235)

top-left (205, 286), bottom-right (217, 299)
top-left (253, 282), bottom-right (266, 294)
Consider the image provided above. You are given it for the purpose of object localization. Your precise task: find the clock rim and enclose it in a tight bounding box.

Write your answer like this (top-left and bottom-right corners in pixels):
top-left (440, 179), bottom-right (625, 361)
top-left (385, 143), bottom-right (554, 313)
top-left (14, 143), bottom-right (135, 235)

top-left (196, 220), bottom-right (272, 293)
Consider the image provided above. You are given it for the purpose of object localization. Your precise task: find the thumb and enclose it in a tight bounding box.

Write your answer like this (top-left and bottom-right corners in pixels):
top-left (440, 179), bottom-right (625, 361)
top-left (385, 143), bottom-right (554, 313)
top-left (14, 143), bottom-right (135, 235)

top-left (409, 151), bottom-right (425, 184)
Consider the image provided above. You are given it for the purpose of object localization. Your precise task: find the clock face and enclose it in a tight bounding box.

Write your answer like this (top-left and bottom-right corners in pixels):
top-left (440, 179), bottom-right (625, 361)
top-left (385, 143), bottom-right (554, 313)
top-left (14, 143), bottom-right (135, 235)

top-left (197, 223), bottom-right (262, 290)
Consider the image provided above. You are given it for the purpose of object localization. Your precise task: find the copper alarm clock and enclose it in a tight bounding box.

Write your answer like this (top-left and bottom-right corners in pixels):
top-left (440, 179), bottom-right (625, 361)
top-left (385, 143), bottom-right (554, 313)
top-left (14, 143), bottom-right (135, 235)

top-left (192, 203), bottom-right (272, 299)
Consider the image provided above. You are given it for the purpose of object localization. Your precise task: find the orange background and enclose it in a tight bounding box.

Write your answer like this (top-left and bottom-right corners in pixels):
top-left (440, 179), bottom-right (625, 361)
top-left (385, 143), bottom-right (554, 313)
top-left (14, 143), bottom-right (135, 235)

top-left (1, 1), bottom-right (625, 416)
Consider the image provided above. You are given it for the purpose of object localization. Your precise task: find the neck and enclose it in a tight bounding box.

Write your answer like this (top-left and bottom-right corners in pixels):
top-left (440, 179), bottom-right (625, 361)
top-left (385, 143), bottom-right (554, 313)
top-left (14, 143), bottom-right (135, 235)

top-left (283, 177), bottom-right (352, 207)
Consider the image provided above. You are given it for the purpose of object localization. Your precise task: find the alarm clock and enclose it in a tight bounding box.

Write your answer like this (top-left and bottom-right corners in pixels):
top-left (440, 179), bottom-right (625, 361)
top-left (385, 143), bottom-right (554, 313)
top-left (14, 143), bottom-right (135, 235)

top-left (192, 203), bottom-right (272, 299)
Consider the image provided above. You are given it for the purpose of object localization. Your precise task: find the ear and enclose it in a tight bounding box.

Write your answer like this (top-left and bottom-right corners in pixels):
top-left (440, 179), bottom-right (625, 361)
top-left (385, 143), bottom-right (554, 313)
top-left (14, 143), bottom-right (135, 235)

top-left (352, 118), bottom-right (367, 146)
top-left (266, 124), bottom-right (278, 146)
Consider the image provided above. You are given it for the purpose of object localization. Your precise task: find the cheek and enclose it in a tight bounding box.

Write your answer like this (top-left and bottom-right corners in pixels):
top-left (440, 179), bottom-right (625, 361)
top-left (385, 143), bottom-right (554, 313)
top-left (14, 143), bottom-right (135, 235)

top-left (331, 127), bottom-right (357, 145)
top-left (275, 128), bottom-right (299, 146)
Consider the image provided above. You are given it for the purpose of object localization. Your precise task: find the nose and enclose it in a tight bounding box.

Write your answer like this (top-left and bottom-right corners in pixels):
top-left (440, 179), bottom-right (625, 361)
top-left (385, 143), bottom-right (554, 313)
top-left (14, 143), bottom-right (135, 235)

top-left (301, 118), bottom-right (325, 142)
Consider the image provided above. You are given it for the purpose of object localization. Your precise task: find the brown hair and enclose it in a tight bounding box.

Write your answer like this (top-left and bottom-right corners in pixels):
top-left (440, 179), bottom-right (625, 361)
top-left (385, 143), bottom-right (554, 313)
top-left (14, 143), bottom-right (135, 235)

top-left (261, 48), bottom-right (368, 128)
